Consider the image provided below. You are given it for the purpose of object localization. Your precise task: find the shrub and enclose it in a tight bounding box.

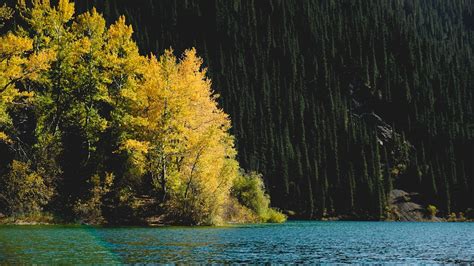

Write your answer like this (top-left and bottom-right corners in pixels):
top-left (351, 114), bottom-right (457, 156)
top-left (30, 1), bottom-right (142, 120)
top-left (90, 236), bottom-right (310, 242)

top-left (426, 205), bottom-right (437, 218)
top-left (231, 172), bottom-right (270, 216)
top-left (231, 172), bottom-right (286, 223)
top-left (447, 212), bottom-right (457, 222)
top-left (223, 197), bottom-right (258, 223)
top-left (73, 173), bottom-right (114, 224)
top-left (0, 161), bottom-right (53, 216)
top-left (264, 208), bottom-right (287, 223)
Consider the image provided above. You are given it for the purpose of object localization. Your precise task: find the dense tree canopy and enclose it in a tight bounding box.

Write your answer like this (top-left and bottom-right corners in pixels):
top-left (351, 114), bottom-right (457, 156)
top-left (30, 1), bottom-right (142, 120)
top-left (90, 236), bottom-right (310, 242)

top-left (2, 0), bottom-right (474, 221)
top-left (0, 0), bottom-right (283, 225)
top-left (62, 0), bottom-right (473, 219)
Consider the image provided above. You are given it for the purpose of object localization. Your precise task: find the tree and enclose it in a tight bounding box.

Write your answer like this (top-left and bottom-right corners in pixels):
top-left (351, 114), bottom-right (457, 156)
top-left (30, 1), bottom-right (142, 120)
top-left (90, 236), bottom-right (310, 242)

top-left (120, 49), bottom-right (241, 224)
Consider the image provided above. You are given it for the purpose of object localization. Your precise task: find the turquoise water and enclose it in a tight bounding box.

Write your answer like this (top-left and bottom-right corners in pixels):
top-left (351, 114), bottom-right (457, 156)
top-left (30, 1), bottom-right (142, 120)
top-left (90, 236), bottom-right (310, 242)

top-left (0, 221), bottom-right (473, 264)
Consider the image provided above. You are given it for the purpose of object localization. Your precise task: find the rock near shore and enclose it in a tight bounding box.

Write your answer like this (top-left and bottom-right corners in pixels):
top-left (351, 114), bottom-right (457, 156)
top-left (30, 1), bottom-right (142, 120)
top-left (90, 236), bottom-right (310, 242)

top-left (388, 190), bottom-right (444, 222)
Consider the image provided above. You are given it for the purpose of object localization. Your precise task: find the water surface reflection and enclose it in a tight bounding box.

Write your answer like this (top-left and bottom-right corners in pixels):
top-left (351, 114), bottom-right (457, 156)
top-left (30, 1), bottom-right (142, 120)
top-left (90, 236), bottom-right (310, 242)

top-left (0, 221), bottom-right (473, 263)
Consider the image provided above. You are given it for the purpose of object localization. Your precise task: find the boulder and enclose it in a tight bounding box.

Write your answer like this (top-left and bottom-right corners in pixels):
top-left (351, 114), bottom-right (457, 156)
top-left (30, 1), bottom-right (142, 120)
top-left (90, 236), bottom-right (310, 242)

top-left (388, 189), bottom-right (444, 222)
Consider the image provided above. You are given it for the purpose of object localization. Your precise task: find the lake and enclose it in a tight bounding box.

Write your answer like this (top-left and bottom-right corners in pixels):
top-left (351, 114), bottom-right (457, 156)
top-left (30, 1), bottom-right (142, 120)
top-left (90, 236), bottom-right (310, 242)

top-left (0, 221), bottom-right (473, 264)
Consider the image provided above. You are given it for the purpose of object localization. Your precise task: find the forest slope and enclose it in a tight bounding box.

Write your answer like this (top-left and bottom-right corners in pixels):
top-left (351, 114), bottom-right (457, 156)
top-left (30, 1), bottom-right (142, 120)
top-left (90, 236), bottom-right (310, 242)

top-left (4, 0), bottom-right (474, 220)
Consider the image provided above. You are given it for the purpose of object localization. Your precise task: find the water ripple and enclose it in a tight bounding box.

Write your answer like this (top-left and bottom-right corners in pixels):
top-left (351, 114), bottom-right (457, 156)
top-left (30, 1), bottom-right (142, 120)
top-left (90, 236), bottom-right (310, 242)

top-left (0, 222), bottom-right (473, 263)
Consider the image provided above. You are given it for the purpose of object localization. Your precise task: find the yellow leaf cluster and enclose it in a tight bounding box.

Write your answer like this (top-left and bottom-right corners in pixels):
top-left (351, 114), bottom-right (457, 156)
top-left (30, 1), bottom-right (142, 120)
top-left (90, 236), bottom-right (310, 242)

top-left (0, 33), bottom-right (33, 56)
top-left (0, 5), bottom-right (13, 28)
top-left (122, 139), bottom-right (150, 154)
top-left (0, 131), bottom-right (12, 144)
top-left (57, 0), bottom-right (74, 23)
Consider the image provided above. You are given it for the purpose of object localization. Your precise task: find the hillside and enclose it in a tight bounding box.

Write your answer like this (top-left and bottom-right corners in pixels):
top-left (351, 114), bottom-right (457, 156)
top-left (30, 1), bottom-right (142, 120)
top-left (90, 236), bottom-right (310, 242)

top-left (3, 0), bottom-right (474, 220)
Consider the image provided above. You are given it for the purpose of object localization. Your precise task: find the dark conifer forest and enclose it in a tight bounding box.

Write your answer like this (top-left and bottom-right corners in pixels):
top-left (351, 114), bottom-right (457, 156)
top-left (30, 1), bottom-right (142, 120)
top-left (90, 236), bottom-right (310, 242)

top-left (1, 0), bottom-right (474, 222)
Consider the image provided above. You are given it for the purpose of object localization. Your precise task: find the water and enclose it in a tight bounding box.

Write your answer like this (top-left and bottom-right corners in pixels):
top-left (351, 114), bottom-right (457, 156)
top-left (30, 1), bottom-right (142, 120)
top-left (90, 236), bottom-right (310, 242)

top-left (0, 221), bottom-right (473, 264)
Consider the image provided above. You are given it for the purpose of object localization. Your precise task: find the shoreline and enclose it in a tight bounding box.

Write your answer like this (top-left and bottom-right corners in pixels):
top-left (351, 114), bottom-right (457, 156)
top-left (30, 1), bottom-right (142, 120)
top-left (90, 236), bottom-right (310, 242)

top-left (1, 217), bottom-right (473, 226)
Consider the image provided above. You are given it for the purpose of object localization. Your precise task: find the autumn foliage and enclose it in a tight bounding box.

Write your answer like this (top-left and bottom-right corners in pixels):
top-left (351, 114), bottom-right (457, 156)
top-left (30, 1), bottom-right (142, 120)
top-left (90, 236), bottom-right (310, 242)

top-left (0, 0), bottom-right (284, 225)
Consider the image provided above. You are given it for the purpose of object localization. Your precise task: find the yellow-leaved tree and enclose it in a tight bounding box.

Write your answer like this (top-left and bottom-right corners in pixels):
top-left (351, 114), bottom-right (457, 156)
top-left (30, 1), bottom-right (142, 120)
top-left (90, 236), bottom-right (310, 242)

top-left (0, 2), bottom-right (55, 216)
top-left (121, 49), bottom-right (239, 224)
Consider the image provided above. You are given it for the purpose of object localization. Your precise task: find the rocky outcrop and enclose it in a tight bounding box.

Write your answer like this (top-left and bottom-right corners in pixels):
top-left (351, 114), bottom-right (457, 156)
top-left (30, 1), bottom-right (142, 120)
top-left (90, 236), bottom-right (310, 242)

top-left (387, 190), bottom-right (444, 222)
top-left (349, 82), bottom-right (396, 146)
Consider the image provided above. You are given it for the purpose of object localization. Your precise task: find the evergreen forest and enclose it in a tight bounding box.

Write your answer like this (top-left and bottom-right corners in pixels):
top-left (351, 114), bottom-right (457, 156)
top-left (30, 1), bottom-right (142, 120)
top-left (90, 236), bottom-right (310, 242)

top-left (1, 0), bottom-right (474, 222)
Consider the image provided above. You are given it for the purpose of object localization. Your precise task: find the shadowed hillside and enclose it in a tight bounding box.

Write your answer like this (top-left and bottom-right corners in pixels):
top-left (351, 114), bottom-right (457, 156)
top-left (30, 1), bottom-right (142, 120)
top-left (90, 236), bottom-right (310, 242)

top-left (3, 0), bottom-right (474, 220)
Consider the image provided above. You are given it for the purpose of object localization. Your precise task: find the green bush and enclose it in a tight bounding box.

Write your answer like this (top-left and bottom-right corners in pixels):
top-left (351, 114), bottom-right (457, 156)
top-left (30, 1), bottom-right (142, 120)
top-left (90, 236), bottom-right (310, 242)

top-left (426, 205), bottom-right (437, 218)
top-left (223, 197), bottom-right (258, 223)
top-left (264, 208), bottom-right (287, 223)
top-left (0, 161), bottom-right (53, 216)
top-left (73, 173), bottom-right (114, 224)
top-left (447, 212), bottom-right (457, 222)
top-left (231, 172), bottom-right (286, 223)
